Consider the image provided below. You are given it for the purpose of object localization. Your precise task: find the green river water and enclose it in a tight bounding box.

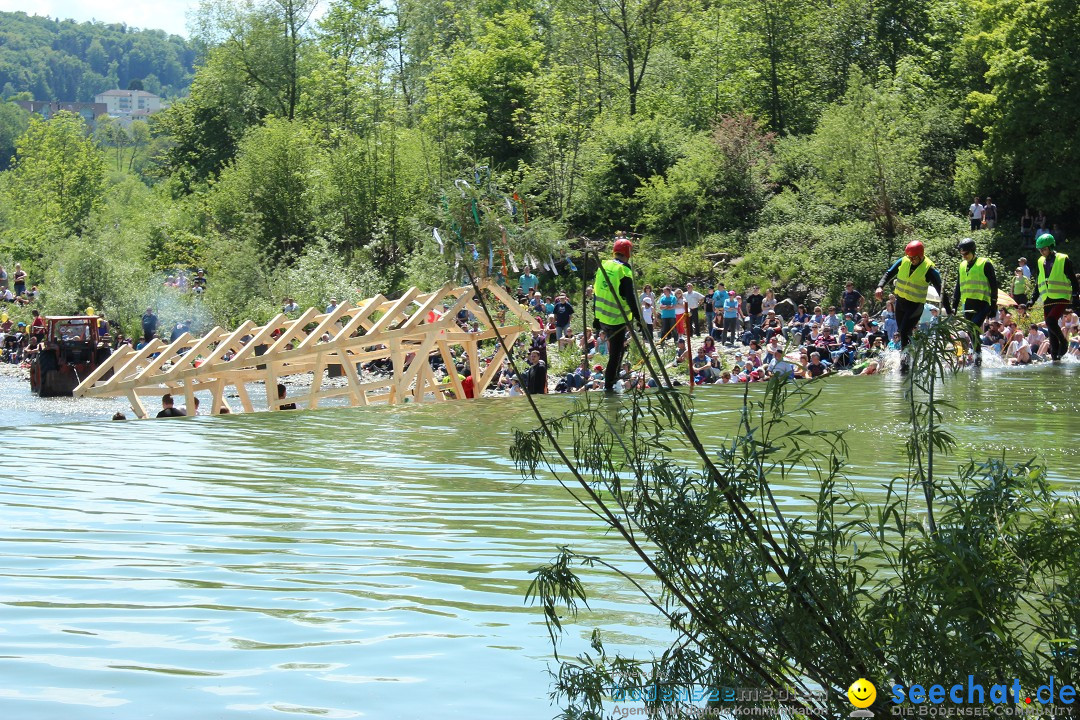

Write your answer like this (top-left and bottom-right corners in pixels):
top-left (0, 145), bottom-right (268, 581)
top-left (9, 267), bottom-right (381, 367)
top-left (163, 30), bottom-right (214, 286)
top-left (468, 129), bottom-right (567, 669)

top-left (0, 364), bottom-right (1078, 719)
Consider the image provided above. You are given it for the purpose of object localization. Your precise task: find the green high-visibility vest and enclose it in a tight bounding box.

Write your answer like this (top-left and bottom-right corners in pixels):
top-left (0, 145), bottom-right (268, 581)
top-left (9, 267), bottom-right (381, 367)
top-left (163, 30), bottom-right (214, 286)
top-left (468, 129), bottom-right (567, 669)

top-left (895, 257), bottom-right (934, 303)
top-left (958, 257), bottom-right (991, 305)
top-left (593, 258), bottom-right (633, 325)
top-left (1037, 252), bottom-right (1072, 300)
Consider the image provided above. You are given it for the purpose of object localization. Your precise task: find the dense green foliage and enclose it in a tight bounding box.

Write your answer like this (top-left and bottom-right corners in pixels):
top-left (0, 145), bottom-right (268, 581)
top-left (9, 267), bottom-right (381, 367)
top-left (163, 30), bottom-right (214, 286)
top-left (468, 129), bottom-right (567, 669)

top-left (0, 0), bottom-right (1074, 336)
top-left (510, 319), bottom-right (1079, 717)
top-left (0, 11), bottom-right (197, 100)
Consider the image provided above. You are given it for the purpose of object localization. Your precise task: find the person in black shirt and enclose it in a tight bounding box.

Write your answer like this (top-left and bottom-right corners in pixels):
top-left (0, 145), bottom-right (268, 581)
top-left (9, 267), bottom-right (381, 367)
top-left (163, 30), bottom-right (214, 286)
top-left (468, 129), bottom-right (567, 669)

top-left (552, 294), bottom-right (574, 341)
top-left (156, 393), bottom-right (185, 418)
top-left (841, 281), bottom-right (864, 317)
top-left (524, 349), bottom-right (548, 394)
top-left (141, 307), bottom-right (158, 343)
top-left (744, 287), bottom-right (764, 328)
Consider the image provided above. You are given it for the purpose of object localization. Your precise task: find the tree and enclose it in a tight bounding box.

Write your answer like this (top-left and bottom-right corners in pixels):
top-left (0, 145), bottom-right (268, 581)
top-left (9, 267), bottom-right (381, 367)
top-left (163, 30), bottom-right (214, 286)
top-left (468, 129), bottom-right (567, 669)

top-left (208, 117), bottom-right (325, 260)
top-left (571, 114), bottom-right (686, 235)
top-left (194, 0), bottom-right (318, 122)
top-left (306, 0), bottom-right (388, 133)
top-left (94, 115), bottom-right (129, 172)
top-left (7, 112), bottom-right (106, 249)
top-left (425, 10), bottom-right (543, 167)
top-left (573, 0), bottom-right (678, 116)
top-left (511, 320), bottom-right (1080, 718)
top-left (969, 0), bottom-right (1080, 213)
top-left (728, 0), bottom-right (824, 134)
top-left (0, 100), bottom-right (30, 171)
top-left (150, 47), bottom-right (265, 191)
top-left (808, 65), bottom-right (929, 236)
top-left (638, 114), bottom-right (774, 242)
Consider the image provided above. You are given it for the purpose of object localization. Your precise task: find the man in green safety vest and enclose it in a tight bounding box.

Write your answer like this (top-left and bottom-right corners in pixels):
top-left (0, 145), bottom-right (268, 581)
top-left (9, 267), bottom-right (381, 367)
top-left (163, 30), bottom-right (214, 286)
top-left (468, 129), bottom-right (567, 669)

top-left (593, 235), bottom-right (643, 391)
top-left (1030, 233), bottom-right (1080, 361)
top-left (950, 237), bottom-right (998, 366)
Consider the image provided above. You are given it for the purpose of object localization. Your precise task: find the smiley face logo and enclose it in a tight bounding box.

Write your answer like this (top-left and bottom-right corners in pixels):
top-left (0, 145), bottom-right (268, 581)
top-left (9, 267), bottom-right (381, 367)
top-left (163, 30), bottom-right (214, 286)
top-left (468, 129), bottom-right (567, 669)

top-left (848, 678), bottom-right (877, 709)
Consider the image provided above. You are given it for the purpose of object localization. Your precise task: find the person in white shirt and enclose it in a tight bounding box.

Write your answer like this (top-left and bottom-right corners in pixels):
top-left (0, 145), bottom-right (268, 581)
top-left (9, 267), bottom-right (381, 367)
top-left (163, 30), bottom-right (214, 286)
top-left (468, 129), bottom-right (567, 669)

top-left (968, 196), bottom-right (984, 231)
top-left (640, 294), bottom-right (654, 337)
top-left (684, 283), bottom-right (706, 336)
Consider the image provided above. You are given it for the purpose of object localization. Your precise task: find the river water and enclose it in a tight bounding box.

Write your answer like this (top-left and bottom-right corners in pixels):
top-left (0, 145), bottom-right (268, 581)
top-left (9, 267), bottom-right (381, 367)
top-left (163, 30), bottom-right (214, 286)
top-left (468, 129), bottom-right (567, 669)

top-left (1, 364), bottom-right (1078, 719)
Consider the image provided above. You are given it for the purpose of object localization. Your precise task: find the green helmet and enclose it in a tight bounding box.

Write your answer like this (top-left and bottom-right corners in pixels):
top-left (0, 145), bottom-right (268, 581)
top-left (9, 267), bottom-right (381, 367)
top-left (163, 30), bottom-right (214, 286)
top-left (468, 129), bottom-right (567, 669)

top-left (1036, 233), bottom-right (1056, 249)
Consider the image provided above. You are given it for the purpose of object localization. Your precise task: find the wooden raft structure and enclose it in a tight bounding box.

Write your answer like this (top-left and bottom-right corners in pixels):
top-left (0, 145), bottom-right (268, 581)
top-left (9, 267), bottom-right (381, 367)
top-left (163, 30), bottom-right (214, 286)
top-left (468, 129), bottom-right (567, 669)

top-left (74, 281), bottom-right (537, 418)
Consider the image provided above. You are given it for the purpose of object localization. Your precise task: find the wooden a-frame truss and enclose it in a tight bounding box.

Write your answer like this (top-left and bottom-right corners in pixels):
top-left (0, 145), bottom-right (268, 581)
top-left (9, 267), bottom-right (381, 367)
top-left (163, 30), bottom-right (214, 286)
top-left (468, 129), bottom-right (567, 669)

top-left (74, 280), bottom-right (538, 418)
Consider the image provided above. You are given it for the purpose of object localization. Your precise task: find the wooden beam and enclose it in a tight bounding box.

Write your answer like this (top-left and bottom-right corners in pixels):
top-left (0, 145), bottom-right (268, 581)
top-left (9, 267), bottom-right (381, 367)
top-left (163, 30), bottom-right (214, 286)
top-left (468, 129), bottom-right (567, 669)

top-left (82, 340), bottom-right (163, 396)
top-left (73, 345), bottom-right (136, 396)
top-left (366, 288), bottom-right (419, 335)
top-left (298, 301), bottom-right (355, 351)
top-left (307, 353), bottom-right (326, 409)
top-left (337, 349), bottom-right (367, 406)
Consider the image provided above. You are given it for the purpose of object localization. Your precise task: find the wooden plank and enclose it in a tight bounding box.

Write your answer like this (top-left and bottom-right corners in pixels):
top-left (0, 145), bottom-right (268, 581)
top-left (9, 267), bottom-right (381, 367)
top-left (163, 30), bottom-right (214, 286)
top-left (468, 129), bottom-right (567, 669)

top-left (227, 313), bottom-right (289, 364)
top-left (211, 380), bottom-right (232, 415)
top-left (233, 381), bottom-right (254, 413)
top-left (439, 326), bottom-right (528, 343)
top-left (127, 390), bottom-right (148, 419)
top-left (127, 331), bottom-right (193, 384)
top-left (184, 382), bottom-right (197, 417)
top-left (155, 327), bottom-right (227, 378)
top-left (265, 307), bottom-right (319, 355)
top-left (185, 321), bottom-right (256, 370)
top-left (337, 349), bottom-right (367, 406)
top-left (307, 353), bottom-right (326, 409)
top-left (366, 288), bottom-right (420, 336)
top-left (73, 345), bottom-right (136, 396)
top-left (436, 339), bottom-right (465, 401)
top-left (82, 340), bottom-right (163, 396)
top-left (401, 284), bottom-right (453, 328)
top-left (487, 281), bottom-right (544, 328)
top-left (337, 294), bottom-right (386, 338)
top-left (298, 301), bottom-right (355, 351)
top-left (477, 331), bottom-right (518, 395)
top-left (395, 332), bottom-right (438, 400)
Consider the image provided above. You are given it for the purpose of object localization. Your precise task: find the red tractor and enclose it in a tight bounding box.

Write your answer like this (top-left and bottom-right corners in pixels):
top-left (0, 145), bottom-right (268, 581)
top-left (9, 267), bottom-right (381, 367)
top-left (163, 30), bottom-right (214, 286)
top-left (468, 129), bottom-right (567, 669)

top-left (29, 316), bottom-right (113, 397)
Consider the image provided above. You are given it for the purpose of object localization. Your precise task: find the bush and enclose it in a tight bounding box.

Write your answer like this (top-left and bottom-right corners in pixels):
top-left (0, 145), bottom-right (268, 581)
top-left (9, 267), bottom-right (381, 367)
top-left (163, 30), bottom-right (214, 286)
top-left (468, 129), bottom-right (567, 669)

top-left (513, 320), bottom-right (1080, 718)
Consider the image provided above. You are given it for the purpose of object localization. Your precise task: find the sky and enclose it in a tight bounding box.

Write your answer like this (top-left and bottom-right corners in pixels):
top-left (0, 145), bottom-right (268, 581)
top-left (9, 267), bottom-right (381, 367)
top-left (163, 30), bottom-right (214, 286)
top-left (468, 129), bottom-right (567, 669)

top-left (0, 0), bottom-right (200, 37)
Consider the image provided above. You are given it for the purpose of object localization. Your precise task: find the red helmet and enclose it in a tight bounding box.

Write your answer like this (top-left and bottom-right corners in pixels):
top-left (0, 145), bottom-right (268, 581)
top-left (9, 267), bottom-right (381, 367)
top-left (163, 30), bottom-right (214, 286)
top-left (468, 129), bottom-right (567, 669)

top-left (613, 237), bottom-right (633, 257)
top-left (905, 240), bottom-right (924, 259)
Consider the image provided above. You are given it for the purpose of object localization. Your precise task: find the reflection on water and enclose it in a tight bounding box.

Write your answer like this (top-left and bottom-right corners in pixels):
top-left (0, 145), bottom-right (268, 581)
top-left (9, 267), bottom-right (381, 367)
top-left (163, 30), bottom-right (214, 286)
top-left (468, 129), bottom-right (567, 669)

top-left (0, 364), bottom-right (1077, 718)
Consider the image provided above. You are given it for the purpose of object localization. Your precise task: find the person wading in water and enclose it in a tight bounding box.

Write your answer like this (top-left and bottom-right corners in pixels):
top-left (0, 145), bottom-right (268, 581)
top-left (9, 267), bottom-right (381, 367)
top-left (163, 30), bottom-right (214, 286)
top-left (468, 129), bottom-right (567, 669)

top-left (951, 237), bottom-right (999, 366)
top-left (593, 235), bottom-right (643, 392)
top-left (875, 240), bottom-right (951, 372)
top-left (1030, 233), bottom-right (1080, 361)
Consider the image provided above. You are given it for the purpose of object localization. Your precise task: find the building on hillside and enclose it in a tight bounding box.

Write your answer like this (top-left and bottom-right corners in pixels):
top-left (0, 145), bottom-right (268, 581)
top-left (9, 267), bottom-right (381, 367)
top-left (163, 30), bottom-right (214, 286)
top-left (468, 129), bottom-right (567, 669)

top-left (15, 101), bottom-right (108, 129)
top-left (94, 89), bottom-right (162, 120)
